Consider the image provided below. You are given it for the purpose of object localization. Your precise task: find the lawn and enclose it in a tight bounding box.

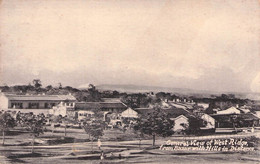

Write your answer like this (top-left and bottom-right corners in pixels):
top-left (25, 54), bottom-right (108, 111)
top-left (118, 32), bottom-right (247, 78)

top-left (0, 127), bottom-right (259, 163)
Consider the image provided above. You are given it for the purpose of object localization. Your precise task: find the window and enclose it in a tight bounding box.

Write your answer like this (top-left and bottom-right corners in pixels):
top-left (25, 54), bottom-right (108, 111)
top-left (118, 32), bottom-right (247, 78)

top-left (11, 103), bottom-right (23, 109)
top-left (28, 103), bottom-right (39, 109)
top-left (44, 103), bottom-right (49, 108)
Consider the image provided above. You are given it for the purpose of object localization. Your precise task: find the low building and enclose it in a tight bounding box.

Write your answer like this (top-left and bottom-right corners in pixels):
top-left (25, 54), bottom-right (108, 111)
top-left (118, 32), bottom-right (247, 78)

top-left (49, 102), bottom-right (75, 117)
top-left (121, 108), bottom-right (138, 118)
top-left (211, 113), bottom-right (259, 128)
top-left (171, 115), bottom-right (189, 132)
top-left (216, 106), bottom-right (241, 115)
top-left (0, 93), bottom-right (76, 115)
top-left (200, 113), bottom-right (215, 129)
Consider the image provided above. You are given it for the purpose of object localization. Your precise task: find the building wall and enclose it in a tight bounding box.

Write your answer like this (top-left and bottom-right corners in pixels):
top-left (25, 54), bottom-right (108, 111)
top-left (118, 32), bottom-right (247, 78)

top-left (174, 116), bottom-right (189, 132)
top-left (0, 94), bottom-right (9, 109)
top-left (9, 100), bottom-right (61, 109)
top-left (201, 114), bottom-right (215, 129)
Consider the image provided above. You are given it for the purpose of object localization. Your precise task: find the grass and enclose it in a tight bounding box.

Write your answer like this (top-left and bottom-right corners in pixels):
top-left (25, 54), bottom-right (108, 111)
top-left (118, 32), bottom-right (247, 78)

top-left (0, 127), bottom-right (259, 163)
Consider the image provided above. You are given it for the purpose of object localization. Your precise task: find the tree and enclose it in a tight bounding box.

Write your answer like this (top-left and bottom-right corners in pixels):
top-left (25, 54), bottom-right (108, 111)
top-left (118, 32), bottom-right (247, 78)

top-left (82, 119), bottom-right (106, 152)
top-left (49, 115), bottom-right (62, 135)
top-left (58, 83), bottom-right (62, 89)
top-left (0, 112), bottom-right (16, 145)
top-left (33, 79), bottom-right (42, 89)
top-left (182, 117), bottom-right (202, 135)
top-left (86, 84), bottom-right (101, 102)
top-left (62, 116), bottom-right (76, 137)
top-left (18, 113), bottom-right (46, 153)
top-left (46, 85), bottom-right (53, 91)
top-left (134, 106), bottom-right (174, 146)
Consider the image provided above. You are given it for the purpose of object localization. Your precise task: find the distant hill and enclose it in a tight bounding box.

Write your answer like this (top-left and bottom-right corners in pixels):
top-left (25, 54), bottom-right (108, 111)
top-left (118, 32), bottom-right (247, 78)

top-left (96, 84), bottom-right (260, 100)
top-left (96, 84), bottom-right (209, 94)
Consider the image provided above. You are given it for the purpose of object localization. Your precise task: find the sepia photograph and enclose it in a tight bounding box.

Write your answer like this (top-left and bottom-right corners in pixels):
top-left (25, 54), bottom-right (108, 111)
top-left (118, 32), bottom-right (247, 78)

top-left (0, 0), bottom-right (259, 163)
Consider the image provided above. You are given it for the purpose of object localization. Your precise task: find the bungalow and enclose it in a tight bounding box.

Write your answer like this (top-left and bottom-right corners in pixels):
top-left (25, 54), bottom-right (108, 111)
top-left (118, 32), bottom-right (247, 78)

top-left (74, 101), bottom-right (127, 121)
top-left (211, 113), bottom-right (259, 128)
top-left (171, 115), bottom-right (189, 132)
top-left (0, 93), bottom-right (76, 115)
top-left (200, 113), bottom-right (215, 129)
top-left (121, 108), bottom-right (138, 118)
top-left (216, 106), bottom-right (241, 115)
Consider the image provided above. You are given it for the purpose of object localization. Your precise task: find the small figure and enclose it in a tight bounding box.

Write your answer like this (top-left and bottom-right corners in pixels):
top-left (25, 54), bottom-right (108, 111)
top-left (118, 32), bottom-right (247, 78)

top-left (100, 151), bottom-right (105, 160)
top-left (97, 139), bottom-right (102, 150)
top-left (251, 127), bottom-right (255, 133)
top-left (118, 153), bottom-right (122, 159)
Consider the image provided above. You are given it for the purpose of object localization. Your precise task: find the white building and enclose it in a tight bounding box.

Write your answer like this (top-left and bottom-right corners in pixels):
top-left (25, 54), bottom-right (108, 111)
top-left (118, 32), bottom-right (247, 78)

top-left (0, 93), bottom-right (76, 115)
top-left (217, 106), bottom-right (241, 115)
top-left (121, 108), bottom-right (138, 118)
top-left (171, 115), bottom-right (189, 132)
top-left (200, 113), bottom-right (215, 129)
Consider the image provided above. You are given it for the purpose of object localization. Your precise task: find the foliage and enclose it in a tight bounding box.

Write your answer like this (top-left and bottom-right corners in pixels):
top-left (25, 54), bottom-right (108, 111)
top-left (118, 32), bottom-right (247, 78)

top-left (0, 112), bottom-right (16, 145)
top-left (18, 113), bottom-right (46, 137)
top-left (33, 79), bottom-right (42, 89)
top-left (134, 106), bottom-right (174, 146)
top-left (17, 113), bottom-right (46, 153)
top-left (182, 116), bottom-right (202, 135)
top-left (82, 119), bottom-right (106, 140)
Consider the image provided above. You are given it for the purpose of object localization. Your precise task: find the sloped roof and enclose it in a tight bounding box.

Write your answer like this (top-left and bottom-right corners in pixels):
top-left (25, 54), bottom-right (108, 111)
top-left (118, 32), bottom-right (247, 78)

top-left (75, 102), bottom-right (127, 110)
top-left (4, 94), bottom-right (76, 101)
top-left (238, 113), bottom-right (259, 120)
top-left (101, 98), bottom-right (121, 102)
top-left (75, 102), bottom-right (101, 110)
top-left (121, 108), bottom-right (138, 118)
top-left (164, 107), bottom-right (194, 118)
top-left (211, 113), bottom-right (259, 121)
top-left (217, 106), bottom-right (240, 115)
top-left (100, 102), bottom-right (127, 109)
top-left (134, 108), bottom-right (153, 115)
top-left (171, 115), bottom-right (188, 121)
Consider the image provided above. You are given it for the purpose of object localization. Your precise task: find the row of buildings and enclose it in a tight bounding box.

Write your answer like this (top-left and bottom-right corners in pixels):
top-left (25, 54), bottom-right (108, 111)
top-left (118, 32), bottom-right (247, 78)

top-left (0, 93), bottom-right (259, 133)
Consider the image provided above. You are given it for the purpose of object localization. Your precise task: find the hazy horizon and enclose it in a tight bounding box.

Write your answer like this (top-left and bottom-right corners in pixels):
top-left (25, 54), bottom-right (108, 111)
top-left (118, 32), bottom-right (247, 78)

top-left (1, 0), bottom-right (259, 93)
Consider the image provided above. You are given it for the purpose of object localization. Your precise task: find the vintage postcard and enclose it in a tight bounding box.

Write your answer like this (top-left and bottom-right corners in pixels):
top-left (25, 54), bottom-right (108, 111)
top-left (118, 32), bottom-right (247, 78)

top-left (0, 0), bottom-right (259, 163)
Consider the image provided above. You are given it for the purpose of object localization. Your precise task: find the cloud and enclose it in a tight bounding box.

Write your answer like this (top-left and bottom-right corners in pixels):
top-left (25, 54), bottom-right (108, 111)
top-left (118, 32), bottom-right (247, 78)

top-left (0, 0), bottom-right (259, 93)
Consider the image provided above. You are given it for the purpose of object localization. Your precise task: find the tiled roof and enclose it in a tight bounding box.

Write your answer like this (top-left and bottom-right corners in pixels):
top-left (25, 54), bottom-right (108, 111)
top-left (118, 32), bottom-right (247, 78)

top-left (101, 98), bottom-right (121, 102)
top-left (75, 102), bottom-right (127, 110)
top-left (75, 102), bottom-right (101, 110)
top-left (163, 107), bottom-right (194, 118)
top-left (134, 108), bottom-right (153, 114)
top-left (238, 113), bottom-right (259, 120)
top-left (100, 102), bottom-right (127, 109)
top-left (4, 94), bottom-right (76, 101)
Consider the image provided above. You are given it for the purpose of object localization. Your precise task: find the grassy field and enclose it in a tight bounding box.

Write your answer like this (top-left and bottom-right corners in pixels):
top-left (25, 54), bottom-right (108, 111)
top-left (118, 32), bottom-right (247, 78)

top-left (0, 127), bottom-right (259, 164)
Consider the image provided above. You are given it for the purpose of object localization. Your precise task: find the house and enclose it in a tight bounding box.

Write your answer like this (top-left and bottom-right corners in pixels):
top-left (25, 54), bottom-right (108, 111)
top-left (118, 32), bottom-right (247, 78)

top-left (49, 102), bottom-right (75, 117)
top-left (211, 113), bottom-right (259, 128)
top-left (0, 93), bottom-right (76, 115)
top-left (74, 101), bottom-right (127, 121)
top-left (121, 108), bottom-right (138, 118)
top-left (216, 106), bottom-right (241, 115)
top-left (77, 110), bottom-right (94, 121)
top-left (197, 103), bottom-right (209, 109)
top-left (134, 108), bottom-right (153, 116)
top-left (164, 107), bottom-right (193, 118)
top-left (200, 113), bottom-right (215, 129)
top-left (75, 102), bottom-right (127, 113)
top-left (171, 115), bottom-right (189, 132)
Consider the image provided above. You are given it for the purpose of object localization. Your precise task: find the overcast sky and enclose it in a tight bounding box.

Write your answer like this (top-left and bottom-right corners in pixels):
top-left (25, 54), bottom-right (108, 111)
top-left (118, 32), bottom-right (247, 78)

top-left (0, 0), bottom-right (259, 93)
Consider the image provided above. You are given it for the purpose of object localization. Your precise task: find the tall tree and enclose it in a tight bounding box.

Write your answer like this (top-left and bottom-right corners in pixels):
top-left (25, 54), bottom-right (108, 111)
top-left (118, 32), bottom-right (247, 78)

top-left (62, 116), bottom-right (75, 137)
top-left (49, 115), bottom-right (62, 135)
top-left (33, 79), bottom-right (42, 89)
top-left (0, 112), bottom-right (16, 145)
top-left (18, 113), bottom-right (46, 153)
top-left (134, 106), bottom-right (174, 146)
top-left (82, 119), bottom-right (106, 152)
